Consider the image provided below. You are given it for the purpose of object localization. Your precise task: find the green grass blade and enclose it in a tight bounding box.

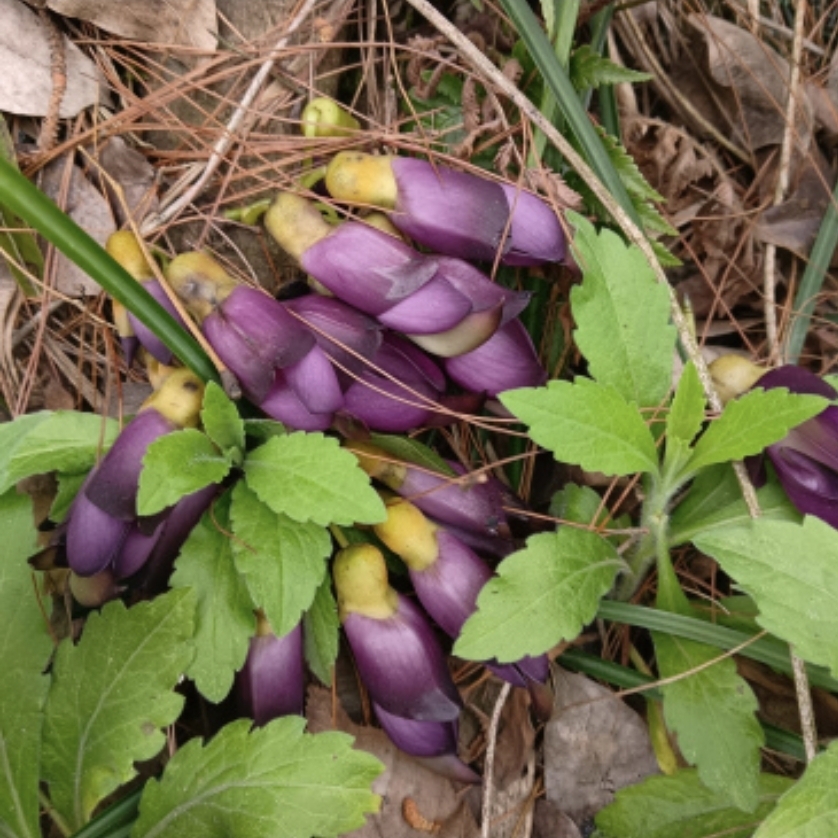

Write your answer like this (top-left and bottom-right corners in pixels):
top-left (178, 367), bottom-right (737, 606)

top-left (499, 0), bottom-right (639, 225)
top-left (0, 157), bottom-right (217, 383)
top-left (785, 182), bottom-right (838, 363)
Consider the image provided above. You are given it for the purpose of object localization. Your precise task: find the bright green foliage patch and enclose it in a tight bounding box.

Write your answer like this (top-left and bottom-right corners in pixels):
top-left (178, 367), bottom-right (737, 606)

top-left (303, 575), bottom-right (341, 685)
top-left (200, 381), bottom-right (245, 456)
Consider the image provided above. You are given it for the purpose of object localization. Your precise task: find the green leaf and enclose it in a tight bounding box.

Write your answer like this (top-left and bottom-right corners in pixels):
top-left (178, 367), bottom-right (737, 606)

top-left (669, 465), bottom-right (800, 547)
top-left (50, 471), bottom-right (87, 522)
top-left (454, 529), bottom-right (624, 662)
top-left (41, 590), bottom-right (195, 830)
top-left (200, 381), bottom-right (245, 456)
top-left (667, 362), bottom-right (706, 448)
top-left (696, 516), bottom-right (838, 676)
top-left (244, 432), bottom-right (385, 526)
top-left (230, 482), bottom-right (331, 636)
top-left (170, 494), bottom-right (255, 703)
top-left (501, 378), bottom-right (659, 477)
top-left (0, 411), bottom-right (119, 494)
top-left (303, 575), bottom-right (340, 685)
top-left (0, 489), bottom-right (52, 838)
top-left (570, 214), bottom-right (675, 408)
top-left (683, 389), bottom-right (827, 475)
top-left (137, 429), bottom-right (230, 516)
top-left (569, 44), bottom-right (652, 90)
top-left (133, 716), bottom-right (381, 838)
top-left (368, 433), bottom-right (456, 476)
top-left (754, 741), bottom-right (838, 837)
top-left (549, 483), bottom-right (607, 525)
top-left (596, 769), bottom-right (792, 838)
top-left (242, 418), bottom-right (287, 442)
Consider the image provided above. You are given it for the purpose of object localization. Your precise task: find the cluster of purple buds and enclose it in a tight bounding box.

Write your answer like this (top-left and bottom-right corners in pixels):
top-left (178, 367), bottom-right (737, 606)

top-left (59, 368), bottom-right (217, 603)
top-left (332, 543), bottom-right (480, 783)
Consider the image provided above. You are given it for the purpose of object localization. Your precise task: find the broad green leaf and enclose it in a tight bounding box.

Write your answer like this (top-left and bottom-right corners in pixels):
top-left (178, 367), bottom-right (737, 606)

top-left (368, 433), bottom-right (455, 476)
top-left (454, 529), bottom-right (624, 662)
top-left (200, 381), bottom-right (244, 456)
top-left (569, 44), bottom-right (652, 90)
top-left (137, 429), bottom-right (230, 516)
top-left (501, 378), bottom-right (659, 477)
top-left (244, 432), bottom-right (385, 526)
top-left (754, 741), bottom-right (838, 837)
top-left (570, 215), bottom-right (675, 408)
top-left (669, 465), bottom-right (799, 547)
top-left (303, 575), bottom-right (340, 685)
top-left (170, 494), bottom-right (255, 703)
top-left (596, 769), bottom-right (792, 838)
top-left (1, 411), bottom-right (118, 493)
top-left (0, 489), bottom-right (52, 838)
top-left (230, 482), bottom-right (331, 636)
top-left (683, 389), bottom-right (827, 476)
top-left (50, 471), bottom-right (87, 522)
top-left (41, 590), bottom-right (195, 830)
top-left (133, 717), bottom-right (381, 838)
top-left (549, 483), bottom-right (607, 525)
top-left (667, 362), bottom-right (706, 447)
top-left (696, 516), bottom-right (838, 676)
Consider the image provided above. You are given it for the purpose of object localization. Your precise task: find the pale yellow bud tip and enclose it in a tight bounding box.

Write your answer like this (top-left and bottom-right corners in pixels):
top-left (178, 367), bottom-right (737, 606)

top-left (374, 498), bottom-right (439, 571)
top-left (165, 252), bottom-right (239, 322)
top-left (324, 152), bottom-right (399, 209)
top-left (301, 98), bottom-right (361, 138)
top-left (708, 355), bottom-right (767, 404)
top-left (141, 367), bottom-right (205, 428)
top-left (106, 231), bottom-right (155, 282)
top-left (333, 543), bottom-right (398, 620)
top-left (264, 192), bottom-right (332, 260)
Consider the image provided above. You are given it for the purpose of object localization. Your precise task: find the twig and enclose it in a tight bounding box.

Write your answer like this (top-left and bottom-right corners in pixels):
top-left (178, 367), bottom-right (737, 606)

top-left (481, 681), bottom-right (511, 838)
top-left (791, 649), bottom-right (818, 762)
top-left (139, 0), bottom-right (320, 236)
top-left (401, 0), bottom-right (762, 515)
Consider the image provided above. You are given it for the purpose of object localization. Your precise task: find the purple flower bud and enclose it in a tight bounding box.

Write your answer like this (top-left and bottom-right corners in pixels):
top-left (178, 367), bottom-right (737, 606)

top-left (334, 544), bottom-right (462, 722)
top-left (752, 366), bottom-right (838, 529)
top-left (237, 620), bottom-right (305, 725)
top-left (499, 184), bottom-right (567, 266)
top-left (444, 319), bottom-right (547, 397)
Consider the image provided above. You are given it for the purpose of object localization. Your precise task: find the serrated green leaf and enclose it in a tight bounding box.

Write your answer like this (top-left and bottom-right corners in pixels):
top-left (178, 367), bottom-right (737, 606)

top-left (303, 575), bottom-right (340, 685)
top-left (41, 590), bottom-right (195, 829)
top-left (200, 381), bottom-right (245, 456)
top-left (684, 390), bottom-right (827, 475)
top-left (0, 489), bottom-right (52, 838)
top-left (1, 412), bottom-right (119, 494)
top-left (669, 465), bottom-right (799, 547)
top-left (231, 482), bottom-right (331, 636)
top-left (501, 378), bottom-right (659, 477)
top-left (242, 418), bottom-right (287, 442)
top-left (50, 471), bottom-right (86, 522)
top-left (570, 214), bottom-right (675, 408)
top-left (137, 430), bottom-right (230, 516)
top-left (696, 516), bottom-right (838, 676)
top-left (133, 717), bottom-right (381, 838)
top-left (570, 44), bottom-right (652, 91)
top-left (549, 482), bottom-right (606, 525)
top-left (454, 529), bottom-right (624, 662)
top-left (668, 362), bottom-right (706, 447)
top-left (754, 741), bottom-right (838, 837)
top-left (596, 769), bottom-right (792, 838)
top-left (368, 433), bottom-right (456, 476)
top-left (244, 433), bottom-right (385, 526)
top-left (170, 494), bottom-right (255, 703)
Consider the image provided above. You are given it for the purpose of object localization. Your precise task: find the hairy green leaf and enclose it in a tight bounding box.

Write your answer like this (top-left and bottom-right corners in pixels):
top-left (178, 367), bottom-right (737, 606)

top-left (303, 575), bottom-right (340, 685)
top-left (231, 482), bottom-right (331, 637)
top-left (454, 529), bottom-right (624, 662)
top-left (667, 362), bottom-right (706, 448)
top-left (41, 590), bottom-right (195, 829)
top-left (596, 769), bottom-right (791, 838)
top-left (244, 433), bottom-right (385, 526)
top-left (570, 44), bottom-right (652, 90)
top-left (696, 516), bottom-right (838, 676)
top-left (754, 741), bottom-right (838, 837)
top-left (133, 717), bottom-right (381, 838)
top-left (200, 381), bottom-right (245, 456)
top-left (137, 430), bottom-right (230, 516)
top-left (683, 390), bottom-right (827, 476)
top-left (368, 433), bottom-right (455, 476)
top-left (0, 489), bottom-right (52, 838)
top-left (570, 215), bottom-right (675, 408)
top-left (170, 494), bottom-right (255, 703)
top-left (501, 378), bottom-right (659, 476)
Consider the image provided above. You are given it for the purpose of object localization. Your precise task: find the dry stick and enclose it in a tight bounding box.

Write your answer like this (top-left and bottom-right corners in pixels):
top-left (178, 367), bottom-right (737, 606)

top-left (139, 0), bottom-right (320, 236)
top-left (401, 0), bottom-right (760, 511)
top-left (481, 681), bottom-right (511, 838)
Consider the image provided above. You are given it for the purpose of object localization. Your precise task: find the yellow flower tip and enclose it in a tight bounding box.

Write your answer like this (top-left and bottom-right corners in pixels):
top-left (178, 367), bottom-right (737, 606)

top-left (708, 355), bottom-right (767, 404)
top-left (333, 543), bottom-right (398, 620)
top-left (106, 231), bottom-right (155, 281)
top-left (141, 367), bottom-right (205, 428)
top-left (254, 610), bottom-right (273, 637)
top-left (362, 211), bottom-right (403, 239)
top-left (111, 299), bottom-right (133, 339)
top-left (345, 441), bottom-right (407, 487)
top-left (165, 251), bottom-right (239, 322)
top-left (264, 192), bottom-right (332, 260)
top-left (324, 152), bottom-right (398, 209)
top-left (374, 498), bottom-right (439, 571)
top-left (301, 97), bottom-right (361, 138)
